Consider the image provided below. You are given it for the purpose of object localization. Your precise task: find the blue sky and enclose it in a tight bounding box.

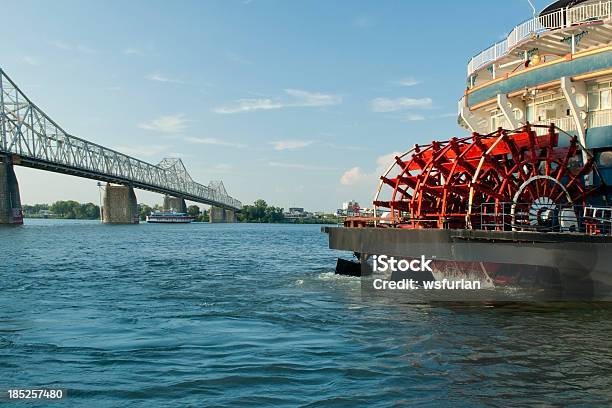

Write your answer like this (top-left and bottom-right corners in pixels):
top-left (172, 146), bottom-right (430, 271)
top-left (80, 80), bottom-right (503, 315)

top-left (2, 0), bottom-right (553, 211)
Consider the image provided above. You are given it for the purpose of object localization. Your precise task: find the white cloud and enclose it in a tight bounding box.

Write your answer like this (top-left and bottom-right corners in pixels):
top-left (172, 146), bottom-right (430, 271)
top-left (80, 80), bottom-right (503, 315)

top-left (395, 77), bottom-right (420, 87)
top-left (339, 151), bottom-right (402, 186)
top-left (145, 72), bottom-right (184, 84)
top-left (213, 98), bottom-right (283, 114)
top-left (167, 152), bottom-right (192, 158)
top-left (340, 166), bottom-right (367, 186)
top-left (371, 97), bottom-right (433, 112)
top-left (433, 112), bottom-right (457, 118)
top-left (322, 141), bottom-right (367, 151)
top-left (123, 46), bottom-right (159, 57)
top-left (124, 48), bottom-right (145, 56)
top-left (399, 112), bottom-right (456, 122)
top-left (76, 45), bottom-right (95, 54)
top-left (139, 114), bottom-right (190, 133)
top-left (184, 137), bottom-right (246, 148)
top-left (213, 89), bottom-right (341, 114)
top-left (23, 56), bottom-right (39, 66)
top-left (405, 114), bottom-right (426, 121)
top-left (284, 89), bottom-right (342, 107)
top-left (268, 161), bottom-right (335, 170)
top-left (48, 40), bottom-right (70, 50)
top-left (114, 144), bottom-right (169, 157)
top-left (375, 151), bottom-right (402, 174)
top-left (48, 40), bottom-right (96, 53)
top-left (270, 139), bottom-right (313, 151)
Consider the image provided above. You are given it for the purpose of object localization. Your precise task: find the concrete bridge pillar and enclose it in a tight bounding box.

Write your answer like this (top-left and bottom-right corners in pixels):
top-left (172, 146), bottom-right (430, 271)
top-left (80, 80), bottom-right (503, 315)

top-left (102, 184), bottom-right (139, 224)
top-left (0, 155), bottom-right (23, 225)
top-left (210, 207), bottom-right (237, 223)
top-left (224, 209), bottom-right (237, 223)
top-left (163, 195), bottom-right (187, 213)
top-left (209, 206), bottom-right (226, 223)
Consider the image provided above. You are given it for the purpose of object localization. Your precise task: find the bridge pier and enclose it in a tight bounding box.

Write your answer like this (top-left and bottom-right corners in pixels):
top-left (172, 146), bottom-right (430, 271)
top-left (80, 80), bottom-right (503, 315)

top-left (209, 206), bottom-right (226, 223)
top-left (102, 184), bottom-right (139, 224)
top-left (225, 209), bottom-right (237, 223)
top-left (163, 195), bottom-right (187, 213)
top-left (209, 206), bottom-right (237, 223)
top-left (0, 155), bottom-right (23, 225)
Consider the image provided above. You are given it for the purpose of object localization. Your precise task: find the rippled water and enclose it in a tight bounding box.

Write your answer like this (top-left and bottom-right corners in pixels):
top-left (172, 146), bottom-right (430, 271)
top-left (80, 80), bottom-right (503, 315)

top-left (1, 220), bottom-right (611, 407)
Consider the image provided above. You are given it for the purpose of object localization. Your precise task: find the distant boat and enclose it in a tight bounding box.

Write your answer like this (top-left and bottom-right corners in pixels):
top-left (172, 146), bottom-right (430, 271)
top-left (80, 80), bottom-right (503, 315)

top-left (146, 211), bottom-right (194, 224)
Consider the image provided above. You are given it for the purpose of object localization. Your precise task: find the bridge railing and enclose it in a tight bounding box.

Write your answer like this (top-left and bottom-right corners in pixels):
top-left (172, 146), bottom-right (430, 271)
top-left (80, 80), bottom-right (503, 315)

top-left (0, 69), bottom-right (241, 210)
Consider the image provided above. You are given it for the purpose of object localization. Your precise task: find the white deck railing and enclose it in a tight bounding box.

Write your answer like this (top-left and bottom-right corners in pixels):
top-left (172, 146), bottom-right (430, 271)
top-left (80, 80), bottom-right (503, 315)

top-left (588, 109), bottom-right (612, 127)
top-left (531, 117), bottom-right (577, 136)
top-left (468, 1), bottom-right (612, 77)
top-left (529, 111), bottom-right (612, 136)
top-left (486, 113), bottom-right (611, 135)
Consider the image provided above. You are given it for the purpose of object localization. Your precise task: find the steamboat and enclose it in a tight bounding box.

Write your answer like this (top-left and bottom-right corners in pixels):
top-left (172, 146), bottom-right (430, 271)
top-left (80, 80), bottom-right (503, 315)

top-left (325, 0), bottom-right (612, 301)
top-left (146, 211), bottom-right (194, 224)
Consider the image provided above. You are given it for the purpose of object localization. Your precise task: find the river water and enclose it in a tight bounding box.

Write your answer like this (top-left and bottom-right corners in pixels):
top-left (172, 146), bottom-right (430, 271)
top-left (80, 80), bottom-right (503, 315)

top-left (1, 220), bottom-right (611, 407)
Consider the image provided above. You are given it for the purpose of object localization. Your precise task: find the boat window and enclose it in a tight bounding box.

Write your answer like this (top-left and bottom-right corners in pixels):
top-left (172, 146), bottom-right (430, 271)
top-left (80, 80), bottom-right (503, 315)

top-left (589, 90), bottom-right (600, 111)
top-left (598, 151), bottom-right (612, 167)
top-left (601, 89), bottom-right (611, 110)
top-left (526, 105), bottom-right (534, 123)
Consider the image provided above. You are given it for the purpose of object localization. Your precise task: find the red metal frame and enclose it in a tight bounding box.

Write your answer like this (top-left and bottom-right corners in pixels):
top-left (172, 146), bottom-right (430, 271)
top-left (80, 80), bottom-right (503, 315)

top-left (374, 124), bottom-right (597, 229)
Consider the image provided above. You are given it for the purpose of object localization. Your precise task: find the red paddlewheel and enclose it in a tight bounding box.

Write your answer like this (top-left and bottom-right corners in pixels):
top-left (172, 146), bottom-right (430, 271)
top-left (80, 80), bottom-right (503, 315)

top-left (374, 124), bottom-right (599, 230)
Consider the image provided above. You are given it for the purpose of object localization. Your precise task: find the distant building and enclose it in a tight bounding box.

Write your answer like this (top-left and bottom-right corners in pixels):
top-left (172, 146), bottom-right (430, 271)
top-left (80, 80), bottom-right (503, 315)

top-left (284, 207), bottom-right (313, 220)
top-left (288, 207), bottom-right (305, 215)
top-left (360, 208), bottom-right (374, 217)
top-left (338, 200), bottom-right (361, 217)
top-left (282, 207), bottom-right (334, 221)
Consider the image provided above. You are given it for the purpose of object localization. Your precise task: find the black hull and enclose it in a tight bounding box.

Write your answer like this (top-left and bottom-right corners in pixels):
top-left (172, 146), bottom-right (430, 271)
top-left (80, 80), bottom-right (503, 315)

top-left (323, 227), bottom-right (612, 302)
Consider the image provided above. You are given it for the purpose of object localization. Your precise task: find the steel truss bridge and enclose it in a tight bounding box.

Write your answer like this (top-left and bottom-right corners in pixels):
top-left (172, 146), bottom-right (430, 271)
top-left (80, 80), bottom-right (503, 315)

top-left (0, 68), bottom-right (241, 210)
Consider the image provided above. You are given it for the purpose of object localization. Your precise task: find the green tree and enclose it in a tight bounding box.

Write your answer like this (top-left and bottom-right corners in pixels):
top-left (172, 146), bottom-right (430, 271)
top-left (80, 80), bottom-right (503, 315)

top-left (187, 205), bottom-right (201, 217)
top-left (199, 209), bottom-right (209, 222)
top-left (265, 206), bottom-right (284, 223)
top-left (22, 203), bottom-right (50, 217)
top-left (237, 200), bottom-right (285, 223)
top-left (50, 200), bottom-right (78, 218)
top-left (46, 200), bottom-right (99, 219)
top-left (80, 202), bottom-right (100, 219)
top-left (251, 199), bottom-right (267, 222)
top-left (139, 204), bottom-right (152, 221)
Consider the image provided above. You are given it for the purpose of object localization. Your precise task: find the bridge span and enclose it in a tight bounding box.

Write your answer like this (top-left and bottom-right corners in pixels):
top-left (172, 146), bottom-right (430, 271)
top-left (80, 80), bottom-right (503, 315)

top-left (0, 68), bottom-right (241, 224)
